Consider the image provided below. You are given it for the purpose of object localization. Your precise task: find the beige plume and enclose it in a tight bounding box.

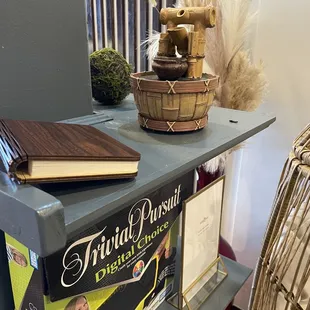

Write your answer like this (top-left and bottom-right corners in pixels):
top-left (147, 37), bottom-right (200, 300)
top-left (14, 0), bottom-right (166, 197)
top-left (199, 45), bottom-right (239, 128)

top-left (149, 0), bottom-right (157, 7)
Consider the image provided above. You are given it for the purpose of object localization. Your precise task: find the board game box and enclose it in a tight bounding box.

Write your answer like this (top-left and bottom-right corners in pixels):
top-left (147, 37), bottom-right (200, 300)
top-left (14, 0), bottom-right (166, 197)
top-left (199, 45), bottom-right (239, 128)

top-left (5, 172), bottom-right (194, 309)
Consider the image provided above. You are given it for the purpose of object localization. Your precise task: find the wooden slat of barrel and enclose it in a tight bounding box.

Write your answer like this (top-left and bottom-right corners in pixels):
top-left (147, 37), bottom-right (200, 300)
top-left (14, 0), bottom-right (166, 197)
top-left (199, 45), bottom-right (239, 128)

top-left (162, 94), bottom-right (180, 120)
top-left (192, 93), bottom-right (208, 119)
top-left (179, 93), bottom-right (196, 120)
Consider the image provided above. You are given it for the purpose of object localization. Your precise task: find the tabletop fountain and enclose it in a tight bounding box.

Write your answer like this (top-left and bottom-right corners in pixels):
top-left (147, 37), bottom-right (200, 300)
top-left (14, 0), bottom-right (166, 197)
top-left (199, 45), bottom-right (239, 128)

top-left (131, 6), bottom-right (219, 132)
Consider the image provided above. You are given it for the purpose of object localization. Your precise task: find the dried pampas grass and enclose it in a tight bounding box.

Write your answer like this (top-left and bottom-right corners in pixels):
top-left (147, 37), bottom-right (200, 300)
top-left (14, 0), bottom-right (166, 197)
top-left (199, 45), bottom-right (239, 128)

top-left (202, 151), bottom-right (229, 174)
top-left (141, 30), bottom-right (161, 60)
top-left (222, 51), bottom-right (266, 112)
top-left (203, 0), bottom-right (266, 172)
top-left (176, 0), bottom-right (266, 111)
top-left (177, 0), bottom-right (212, 6)
top-left (221, 0), bottom-right (257, 70)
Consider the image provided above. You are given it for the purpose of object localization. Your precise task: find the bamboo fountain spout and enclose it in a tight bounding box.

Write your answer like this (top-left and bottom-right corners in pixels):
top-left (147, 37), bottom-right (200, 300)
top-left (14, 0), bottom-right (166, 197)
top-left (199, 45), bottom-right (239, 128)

top-left (167, 27), bottom-right (188, 57)
top-left (154, 6), bottom-right (216, 80)
top-left (160, 7), bottom-right (216, 32)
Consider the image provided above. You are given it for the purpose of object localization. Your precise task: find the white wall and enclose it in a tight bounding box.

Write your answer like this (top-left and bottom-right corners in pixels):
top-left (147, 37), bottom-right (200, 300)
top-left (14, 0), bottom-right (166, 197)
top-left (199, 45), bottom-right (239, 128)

top-left (222, 0), bottom-right (310, 308)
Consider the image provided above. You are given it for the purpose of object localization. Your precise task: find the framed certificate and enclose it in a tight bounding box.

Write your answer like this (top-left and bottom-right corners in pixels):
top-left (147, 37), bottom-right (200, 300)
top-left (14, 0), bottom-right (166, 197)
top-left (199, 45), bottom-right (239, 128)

top-left (180, 176), bottom-right (226, 309)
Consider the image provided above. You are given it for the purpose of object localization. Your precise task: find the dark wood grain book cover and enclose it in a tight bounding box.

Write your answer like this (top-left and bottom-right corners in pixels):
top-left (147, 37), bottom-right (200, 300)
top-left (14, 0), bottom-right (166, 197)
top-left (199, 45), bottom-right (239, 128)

top-left (0, 119), bottom-right (140, 184)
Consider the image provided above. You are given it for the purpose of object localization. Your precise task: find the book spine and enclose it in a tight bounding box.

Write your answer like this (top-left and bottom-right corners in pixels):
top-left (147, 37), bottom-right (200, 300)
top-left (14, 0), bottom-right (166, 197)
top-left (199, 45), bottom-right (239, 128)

top-left (0, 120), bottom-right (27, 175)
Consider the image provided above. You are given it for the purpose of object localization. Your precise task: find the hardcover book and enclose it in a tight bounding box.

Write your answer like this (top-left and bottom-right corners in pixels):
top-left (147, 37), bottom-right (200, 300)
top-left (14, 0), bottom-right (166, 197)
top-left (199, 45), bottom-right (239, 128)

top-left (0, 119), bottom-right (140, 184)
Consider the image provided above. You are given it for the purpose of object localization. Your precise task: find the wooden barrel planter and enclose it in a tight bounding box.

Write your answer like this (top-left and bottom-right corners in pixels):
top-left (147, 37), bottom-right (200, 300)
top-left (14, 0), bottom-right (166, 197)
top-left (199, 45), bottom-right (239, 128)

top-left (130, 71), bottom-right (219, 132)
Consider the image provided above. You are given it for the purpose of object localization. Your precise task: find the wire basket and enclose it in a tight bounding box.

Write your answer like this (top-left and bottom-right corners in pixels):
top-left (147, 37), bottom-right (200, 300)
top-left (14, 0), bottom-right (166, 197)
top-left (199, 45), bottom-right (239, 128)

top-left (250, 123), bottom-right (310, 310)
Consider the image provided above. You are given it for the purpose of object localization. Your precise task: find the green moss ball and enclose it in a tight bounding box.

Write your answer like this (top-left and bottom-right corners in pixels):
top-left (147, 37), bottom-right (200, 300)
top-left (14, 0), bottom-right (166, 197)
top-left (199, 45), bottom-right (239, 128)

top-left (90, 48), bottom-right (132, 105)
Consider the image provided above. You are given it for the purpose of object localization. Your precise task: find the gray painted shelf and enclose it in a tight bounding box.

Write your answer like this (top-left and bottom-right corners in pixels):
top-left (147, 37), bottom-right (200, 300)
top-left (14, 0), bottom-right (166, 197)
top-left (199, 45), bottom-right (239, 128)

top-left (159, 256), bottom-right (252, 310)
top-left (0, 100), bottom-right (275, 256)
top-left (0, 100), bottom-right (273, 310)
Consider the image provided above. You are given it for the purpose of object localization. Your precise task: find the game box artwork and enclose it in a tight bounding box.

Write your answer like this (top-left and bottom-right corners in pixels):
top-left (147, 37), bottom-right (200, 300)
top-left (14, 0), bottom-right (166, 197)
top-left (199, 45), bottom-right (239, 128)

top-left (6, 172), bottom-right (194, 309)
